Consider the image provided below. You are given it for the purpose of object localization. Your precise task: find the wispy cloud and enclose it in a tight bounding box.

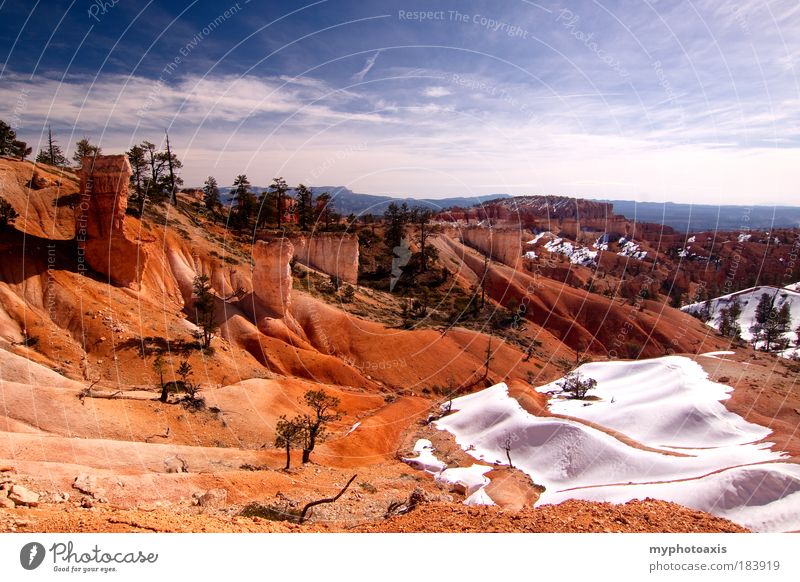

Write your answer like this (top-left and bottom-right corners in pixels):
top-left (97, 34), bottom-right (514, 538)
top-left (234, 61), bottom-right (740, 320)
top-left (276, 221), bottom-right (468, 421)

top-left (351, 50), bottom-right (381, 83)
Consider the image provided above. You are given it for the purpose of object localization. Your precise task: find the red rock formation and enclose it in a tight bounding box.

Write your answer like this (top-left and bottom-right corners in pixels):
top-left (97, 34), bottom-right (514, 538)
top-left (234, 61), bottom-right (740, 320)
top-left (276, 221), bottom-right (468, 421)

top-left (291, 233), bottom-right (359, 284)
top-left (461, 227), bottom-right (523, 268)
top-left (252, 238), bottom-right (294, 316)
top-left (77, 155), bottom-right (147, 287)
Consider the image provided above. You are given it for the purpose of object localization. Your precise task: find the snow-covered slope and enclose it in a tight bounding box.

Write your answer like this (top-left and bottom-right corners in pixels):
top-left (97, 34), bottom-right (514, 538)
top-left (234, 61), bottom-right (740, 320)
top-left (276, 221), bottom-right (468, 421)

top-left (535, 357), bottom-right (768, 449)
top-left (682, 285), bottom-right (800, 355)
top-left (433, 356), bottom-right (799, 532)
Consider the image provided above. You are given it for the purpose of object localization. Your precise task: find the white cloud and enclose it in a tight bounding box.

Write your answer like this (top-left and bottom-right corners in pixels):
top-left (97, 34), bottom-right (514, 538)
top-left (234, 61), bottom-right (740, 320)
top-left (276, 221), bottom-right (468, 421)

top-left (423, 86), bottom-right (451, 98)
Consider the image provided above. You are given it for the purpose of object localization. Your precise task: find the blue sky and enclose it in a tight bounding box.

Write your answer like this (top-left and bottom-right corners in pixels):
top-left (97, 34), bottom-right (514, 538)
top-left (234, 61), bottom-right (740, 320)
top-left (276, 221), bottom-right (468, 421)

top-left (1, 0), bottom-right (798, 203)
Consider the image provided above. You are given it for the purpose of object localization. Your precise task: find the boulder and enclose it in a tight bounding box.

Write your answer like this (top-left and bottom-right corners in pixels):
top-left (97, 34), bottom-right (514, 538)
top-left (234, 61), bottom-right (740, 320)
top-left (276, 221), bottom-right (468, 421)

top-left (7, 484), bottom-right (39, 507)
top-left (164, 456), bottom-right (188, 473)
top-left (195, 488), bottom-right (227, 508)
top-left (72, 473), bottom-right (97, 495)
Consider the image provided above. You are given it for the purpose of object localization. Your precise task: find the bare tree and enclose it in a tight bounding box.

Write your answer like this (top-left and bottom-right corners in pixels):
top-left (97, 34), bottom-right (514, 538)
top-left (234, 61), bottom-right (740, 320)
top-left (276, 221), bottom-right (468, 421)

top-left (483, 338), bottom-right (493, 380)
top-left (503, 433), bottom-right (514, 468)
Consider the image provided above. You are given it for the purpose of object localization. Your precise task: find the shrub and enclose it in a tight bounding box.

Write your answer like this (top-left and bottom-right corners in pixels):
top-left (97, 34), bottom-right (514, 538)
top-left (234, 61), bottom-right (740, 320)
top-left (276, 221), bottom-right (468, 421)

top-left (557, 371), bottom-right (597, 399)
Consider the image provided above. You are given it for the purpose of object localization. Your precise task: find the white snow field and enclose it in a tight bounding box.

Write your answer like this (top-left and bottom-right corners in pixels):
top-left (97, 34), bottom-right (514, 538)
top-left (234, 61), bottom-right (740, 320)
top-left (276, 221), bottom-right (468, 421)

top-left (682, 285), bottom-right (800, 357)
top-left (534, 357), bottom-right (769, 449)
top-left (433, 357), bottom-right (800, 532)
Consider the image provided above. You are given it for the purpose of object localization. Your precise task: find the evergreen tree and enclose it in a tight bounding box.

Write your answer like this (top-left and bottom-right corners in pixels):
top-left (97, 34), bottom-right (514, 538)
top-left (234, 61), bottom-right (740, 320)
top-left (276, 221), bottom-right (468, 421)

top-left (298, 390), bottom-right (341, 464)
top-left (202, 176), bottom-right (221, 212)
top-left (410, 207), bottom-right (435, 272)
top-left (35, 127), bottom-right (67, 166)
top-left (295, 184), bottom-right (314, 231)
top-left (192, 274), bottom-right (217, 350)
top-left (718, 297), bottom-right (742, 340)
top-left (0, 120), bottom-right (32, 159)
top-left (0, 196), bottom-right (19, 228)
top-left (231, 174), bottom-right (255, 229)
top-left (163, 131), bottom-right (182, 204)
top-left (126, 145), bottom-right (148, 215)
top-left (274, 415), bottom-right (303, 470)
top-left (750, 293), bottom-right (792, 351)
top-left (72, 137), bottom-right (101, 166)
top-left (384, 202), bottom-right (409, 251)
top-left (267, 177), bottom-right (289, 229)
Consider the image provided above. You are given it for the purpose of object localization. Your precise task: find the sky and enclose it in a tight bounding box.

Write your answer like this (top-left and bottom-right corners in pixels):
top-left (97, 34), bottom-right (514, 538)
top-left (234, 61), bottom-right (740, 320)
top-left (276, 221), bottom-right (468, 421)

top-left (1, 0), bottom-right (798, 204)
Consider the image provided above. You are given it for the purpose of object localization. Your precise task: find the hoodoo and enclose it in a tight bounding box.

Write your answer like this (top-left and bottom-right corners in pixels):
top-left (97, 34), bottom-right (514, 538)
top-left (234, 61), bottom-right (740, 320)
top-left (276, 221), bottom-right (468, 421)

top-left (252, 238), bottom-right (294, 317)
top-left (77, 155), bottom-right (147, 287)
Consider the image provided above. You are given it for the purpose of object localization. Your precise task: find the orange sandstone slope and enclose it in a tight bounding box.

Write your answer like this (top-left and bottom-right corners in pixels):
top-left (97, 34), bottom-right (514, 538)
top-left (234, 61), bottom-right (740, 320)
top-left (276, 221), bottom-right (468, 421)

top-left (433, 234), bottom-right (727, 358)
top-left (0, 156), bottom-right (540, 392)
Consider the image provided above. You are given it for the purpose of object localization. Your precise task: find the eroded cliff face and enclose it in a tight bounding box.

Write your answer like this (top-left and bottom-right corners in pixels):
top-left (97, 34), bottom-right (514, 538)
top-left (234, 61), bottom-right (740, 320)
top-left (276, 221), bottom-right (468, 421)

top-left (291, 233), bottom-right (359, 284)
top-left (252, 238), bottom-right (294, 317)
top-left (460, 228), bottom-right (523, 268)
top-left (77, 155), bottom-right (148, 287)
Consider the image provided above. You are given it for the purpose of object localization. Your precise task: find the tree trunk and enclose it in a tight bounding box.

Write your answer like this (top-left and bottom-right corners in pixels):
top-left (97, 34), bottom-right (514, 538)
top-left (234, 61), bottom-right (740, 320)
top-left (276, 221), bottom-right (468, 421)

top-left (159, 371), bottom-right (167, 403)
top-left (302, 427), bottom-right (318, 464)
top-left (284, 443), bottom-right (291, 470)
top-left (165, 132), bottom-right (177, 205)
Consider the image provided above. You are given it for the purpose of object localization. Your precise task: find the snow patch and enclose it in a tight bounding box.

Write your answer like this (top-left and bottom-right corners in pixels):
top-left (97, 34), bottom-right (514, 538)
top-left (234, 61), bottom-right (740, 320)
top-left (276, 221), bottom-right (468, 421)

top-left (434, 357), bottom-right (797, 531)
top-left (402, 439), bottom-right (446, 474)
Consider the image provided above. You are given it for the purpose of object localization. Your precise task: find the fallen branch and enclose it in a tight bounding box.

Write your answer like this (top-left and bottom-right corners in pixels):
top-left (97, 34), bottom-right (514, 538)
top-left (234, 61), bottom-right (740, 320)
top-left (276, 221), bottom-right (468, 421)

top-left (107, 518), bottom-right (160, 532)
top-left (298, 474), bottom-right (357, 523)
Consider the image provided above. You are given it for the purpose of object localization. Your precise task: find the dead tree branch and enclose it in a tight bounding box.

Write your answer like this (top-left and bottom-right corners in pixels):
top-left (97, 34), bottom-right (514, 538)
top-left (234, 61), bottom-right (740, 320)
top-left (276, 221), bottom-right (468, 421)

top-left (298, 474), bottom-right (357, 523)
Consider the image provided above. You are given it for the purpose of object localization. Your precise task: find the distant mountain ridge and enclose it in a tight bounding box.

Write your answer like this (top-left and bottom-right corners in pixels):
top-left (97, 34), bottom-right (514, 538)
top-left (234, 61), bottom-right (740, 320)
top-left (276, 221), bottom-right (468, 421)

top-left (606, 200), bottom-right (800, 232)
top-left (217, 185), bottom-right (510, 215)
top-left (213, 184), bottom-right (800, 231)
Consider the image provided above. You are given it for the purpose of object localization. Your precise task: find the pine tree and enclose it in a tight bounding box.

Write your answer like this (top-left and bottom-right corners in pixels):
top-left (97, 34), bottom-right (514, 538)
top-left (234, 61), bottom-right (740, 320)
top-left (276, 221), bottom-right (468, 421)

top-left (384, 202), bottom-right (409, 251)
top-left (268, 177), bottom-right (289, 229)
top-left (295, 184), bottom-right (314, 231)
top-left (0, 119), bottom-right (31, 159)
top-left (36, 127), bottom-right (67, 166)
top-left (410, 207), bottom-right (435, 272)
top-left (231, 174), bottom-right (255, 229)
top-left (126, 145), bottom-right (148, 215)
top-left (202, 176), bottom-right (220, 212)
top-left (718, 297), bottom-right (742, 340)
top-left (750, 292), bottom-right (792, 351)
top-left (163, 131), bottom-right (181, 204)
top-left (0, 196), bottom-right (19, 228)
top-left (72, 137), bottom-right (101, 166)
top-left (192, 274), bottom-right (217, 350)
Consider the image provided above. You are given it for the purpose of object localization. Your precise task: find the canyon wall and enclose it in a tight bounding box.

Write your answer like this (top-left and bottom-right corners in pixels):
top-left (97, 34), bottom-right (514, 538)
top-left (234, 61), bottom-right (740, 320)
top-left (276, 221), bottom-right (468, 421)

top-left (460, 227), bottom-right (523, 268)
top-left (291, 233), bottom-right (359, 284)
top-left (252, 238), bottom-right (294, 317)
top-left (77, 155), bottom-right (147, 287)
